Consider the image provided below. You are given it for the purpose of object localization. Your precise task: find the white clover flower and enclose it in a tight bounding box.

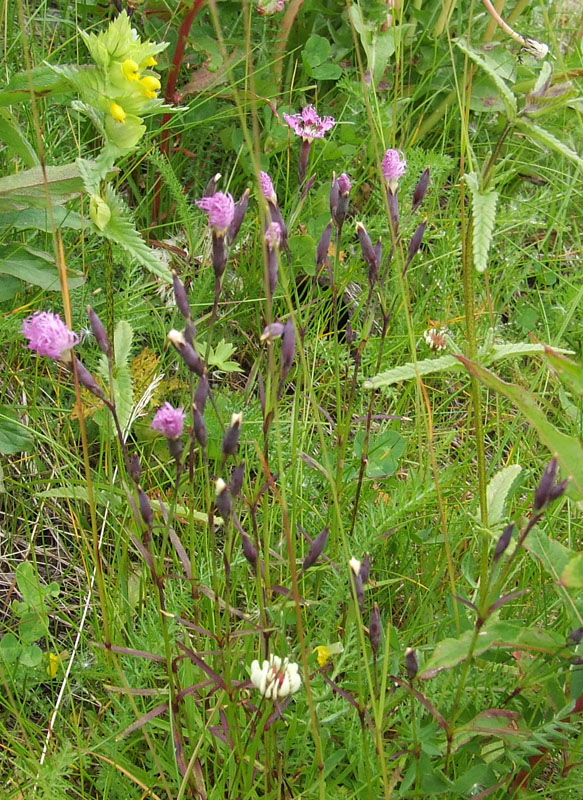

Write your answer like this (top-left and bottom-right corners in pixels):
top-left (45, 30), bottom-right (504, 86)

top-left (423, 327), bottom-right (448, 351)
top-left (250, 655), bottom-right (301, 700)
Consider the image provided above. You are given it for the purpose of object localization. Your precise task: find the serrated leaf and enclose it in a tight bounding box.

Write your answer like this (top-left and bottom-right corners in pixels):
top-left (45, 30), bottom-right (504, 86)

top-left (514, 119), bottom-right (583, 171)
top-left (0, 108), bottom-right (38, 166)
top-left (364, 354), bottom-right (462, 388)
top-left (456, 38), bottom-right (517, 118)
top-left (464, 172), bottom-right (498, 273)
top-left (483, 464), bottom-right (522, 527)
top-left (561, 554), bottom-right (583, 589)
top-left (0, 407), bottom-right (34, 454)
top-left (112, 365), bottom-right (134, 433)
top-left (113, 320), bottom-right (133, 369)
top-left (99, 186), bottom-right (171, 282)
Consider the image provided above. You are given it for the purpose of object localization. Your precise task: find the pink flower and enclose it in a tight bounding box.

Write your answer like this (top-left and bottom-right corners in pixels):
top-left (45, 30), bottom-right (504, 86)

top-left (21, 311), bottom-right (78, 361)
top-left (382, 149), bottom-right (407, 189)
top-left (283, 105), bottom-right (335, 142)
top-left (260, 171), bottom-right (276, 203)
top-left (264, 221), bottom-right (281, 249)
top-left (151, 402), bottom-right (186, 439)
top-left (338, 173), bottom-right (351, 195)
top-left (257, 0), bottom-right (286, 13)
top-left (196, 192), bottom-right (235, 232)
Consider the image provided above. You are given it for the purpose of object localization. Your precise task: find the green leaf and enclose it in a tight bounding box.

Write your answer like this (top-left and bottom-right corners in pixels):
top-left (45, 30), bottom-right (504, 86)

top-left (483, 464), bottom-right (522, 527)
top-left (364, 354), bottom-right (462, 389)
top-left (452, 709), bottom-right (527, 751)
top-left (310, 63), bottom-right (342, 80)
top-left (420, 628), bottom-right (499, 679)
top-left (0, 407), bottom-right (34, 454)
top-left (15, 562), bottom-right (43, 611)
top-left (464, 172), bottom-right (498, 273)
top-left (200, 338), bottom-right (242, 373)
top-left (0, 66), bottom-right (71, 106)
top-left (112, 365), bottom-right (134, 434)
top-left (19, 645), bottom-right (43, 668)
top-left (0, 162), bottom-right (87, 211)
top-left (113, 320), bottom-right (133, 369)
top-left (353, 430), bottom-right (406, 478)
top-left (456, 38), bottom-right (517, 119)
top-left (98, 186), bottom-right (171, 282)
top-left (457, 357), bottom-right (583, 499)
top-left (524, 526), bottom-right (574, 581)
top-left (543, 347), bottom-right (583, 396)
top-left (0, 633), bottom-right (21, 663)
top-left (303, 34), bottom-right (331, 68)
top-left (514, 119), bottom-right (583, 171)
top-left (561, 554), bottom-right (583, 590)
top-left (0, 207), bottom-right (84, 232)
top-left (0, 108), bottom-right (38, 166)
top-left (0, 243), bottom-right (84, 291)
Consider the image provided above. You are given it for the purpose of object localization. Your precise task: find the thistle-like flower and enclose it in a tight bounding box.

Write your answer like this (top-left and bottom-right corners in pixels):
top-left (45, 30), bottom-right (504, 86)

top-left (260, 171), bottom-right (277, 204)
top-left (151, 402), bottom-right (185, 439)
top-left (21, 311), bottom-right (78, 362)
top-left (283, 105), bottom-right (335, 142)
top-left (250, 655), bottom-right (301, 700)
top-left (382, 149), bottom-right (407, 192)
top-left (196, 192), bottom-right (235, 234)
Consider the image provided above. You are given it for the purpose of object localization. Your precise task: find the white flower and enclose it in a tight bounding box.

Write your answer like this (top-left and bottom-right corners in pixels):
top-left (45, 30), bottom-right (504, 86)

top-left (423, 327), bottom-right (448, 351)
top-left (349, 557), bottom-right (361, 576)
top-left (250, 655), bottom-right (301, 700)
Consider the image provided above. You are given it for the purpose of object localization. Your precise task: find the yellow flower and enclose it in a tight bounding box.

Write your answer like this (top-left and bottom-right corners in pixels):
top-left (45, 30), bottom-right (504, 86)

top-left (142, 56), bottom-right (158, 68)
top-left (46, 652), bottom-right (60, 677)
top-left (110, 102), bottom-right (126, 123)
top-left (122, 58), bottom-right (140, 81)
top-left (313, 642), bottom-right (344, 667)
top-left (140, 75), bottom-right (161, 99)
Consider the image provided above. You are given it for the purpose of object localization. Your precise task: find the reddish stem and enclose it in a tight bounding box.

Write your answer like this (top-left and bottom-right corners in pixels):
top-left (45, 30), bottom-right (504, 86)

top-left (152, 0), bottom-right (205, 224)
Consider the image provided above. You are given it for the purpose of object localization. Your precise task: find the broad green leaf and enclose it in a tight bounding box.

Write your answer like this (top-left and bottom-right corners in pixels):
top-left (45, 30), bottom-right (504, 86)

top-left (514, 119), bottom-right (583, 171)
top-left (0, 66), bottom-right (71, 106)
top-left (483, 464), bottom-right (522, 527)
top-left (543, 347), bottom-right (583, 396)
top-left (0, 162), bottom-right (87, 211)
top-left (89, 194), bottom-right (111, 230)
top-left (19, 645), bottom-right (43, 668)
top-left (456, 38), bottom-right (517, 119)
top-left (464, 172), bottom-right (498, 272)
top-left (0, 632), bottom-right (21, 663)
top-left (561, 554), bottom-right (583, 589)
top-left (0, 207), bottom-right (84, 232)
top-left (15, 562), bottom-right (43, 611)
top-left (457, 357), bottom-right (583, 499)
top-left (452, 709), bottom-right (527, 751)
top-left (310, 63), bottom-right (342, 80)
top-left (303, 34), bottom-right (331, 68)
top-left (420, 628), bottom-right (499, 679)
top-left (0, 243), bottom-right (84, 291)
top-left (353, 430), bottom-right (406, 478)
top-left (0, 407), bottom-right (34, 454)
top-left (0, 108), bottom-right (38, 166)
top-left (524, 526), bottom-right (574, 581)
top-left (0, 275), bottom-right (20, 303)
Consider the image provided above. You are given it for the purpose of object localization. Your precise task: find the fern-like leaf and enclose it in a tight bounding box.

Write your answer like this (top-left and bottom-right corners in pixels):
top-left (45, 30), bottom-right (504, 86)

top-left (464, 171), bottom-right (498, 273)
top-left (514, 119), bottom-right (583, 171)
top-left (456, 38), bottom-right (517, 119)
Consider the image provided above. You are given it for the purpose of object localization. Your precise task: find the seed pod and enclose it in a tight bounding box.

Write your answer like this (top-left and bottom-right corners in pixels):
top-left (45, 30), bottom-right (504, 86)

top-left (128, 453), bottom-right (142, 483)
top-left (87, 306), bottom-right (111, 357)
top-left (172, 271), bottom-right (191, 320)
top-left (215, 478), bottom-right (232, 518)
top-left (193, 407), bottom-right (207, 448)
top-left (302, 526), bottom-right (329, 571)
top-left (138, 488), bottom-right (154, 526)
top-left (316, 221), bottom-right (333, 271)
top-left (241, 532), bottom-right (257, 569)
top-left (534, 458), bottom-right (558, 510)
top-left (74, 359), bottom-right (104, 399)
top-left (387, 189), bottom-right (399, 236)
top-left (412, 168), bottom-right (430, 212)
top-left (230, 462), bottom-right (245, 497)
top-left (369, 603), bottom-right (381, 655)
top-left (228, 188), bottom-right (250, 245)
top-left (222, 412), bottom-right (242, 458)
top-left (359, 553), bottom-right (371, 584)
top-left (203, 173), bottom-right (221, 198)
top-left (281, 318), bottom-right (296, 381)
top-left (261, 322), bottom-right (285, 342)
top-left (194, 374), bottom-right (209, 415)
top-left (356, 222), bottom-right (379, 285)
top-left (493, 522), bottom-right (514, 563)
top-left (404, 647), bottom-right (418, 680)
top-left (405, 220), bottom-right (427, 272)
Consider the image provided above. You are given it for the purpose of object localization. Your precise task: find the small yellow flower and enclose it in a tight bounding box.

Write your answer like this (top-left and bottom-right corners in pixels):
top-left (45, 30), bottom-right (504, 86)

top-left (313, 642), bottom-right (344, 667)
top-left (46, 652), bottom-right (60, 678)
top-left (142, 56), bottom-right (158, 68)
top-left (140, 75), bottom-right (161, 99)
top-left (122, 58), bottom-right (140, 81)
top-left (110, 102), bottom-right (126, 123)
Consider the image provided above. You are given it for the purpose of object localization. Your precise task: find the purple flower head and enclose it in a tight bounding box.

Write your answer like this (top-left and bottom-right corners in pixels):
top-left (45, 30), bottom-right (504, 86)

top-left (151, 402), bottom-right (186, 439)
top-left (260, 171), bottom-right (276, 203)
top-left (382, 149), bottom-right (407, 189)
top-left (196, 191), bottom-right (235, 232)
top-left (264, 221), bottom-right (281, 249)
top-left (283, 105), bottom-right (335, 142)
top-left (21, 311), bottom-right (78, 361)
top-left (338, 173), bottom-right (351, 195)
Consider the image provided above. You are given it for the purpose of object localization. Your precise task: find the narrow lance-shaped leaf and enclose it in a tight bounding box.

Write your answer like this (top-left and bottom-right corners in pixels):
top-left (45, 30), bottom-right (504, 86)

top-left (464, 172), bottom-right (498, 273)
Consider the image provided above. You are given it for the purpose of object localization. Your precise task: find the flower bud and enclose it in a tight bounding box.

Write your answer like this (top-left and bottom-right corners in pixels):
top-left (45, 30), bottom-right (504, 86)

top-left (412, 168), bottom-right (430, 212)
top-left (215, 478), bottom-right (232, 518)
top-left (316, 221), bottom-right (333, 271)
top-left (369, 603), bottom-right (381, 655)
top-left (405, 220), bottom-right (427, 272)
top-left (204, 173), bottom-right (221, 198)
top-left (241, 532), bottom-right (257, 568)
top-left (194, 374), bottom-right (209, 415)
top-left (129, 453), bottom-right (142, 483)
top-left (172, 271), bottom-right (191, 320)
top-left (359, 553), bottom-right (370, 584)
top-left (302, 526), bottom-right (329, 571)
top-left (404, 647), bottom-right (418, 680)
top-left (228, 188), bottom-right (250, 245)
top-left (211, 232), bottom-right (228, 279)
top-left (301, 174), bottom-right (315, 201)
top-left (74, 359), bottom-right (104, 399)
top-left (493, 522), bottom-right (514, 563)
top-left (356, 222), bottom-right (379, 285)
top-left (193, 408), bottom-right (207, 448)
top-left (87, 306), bottom-right (111, 357)
top-left (281, 318), bottom-right (296, 381)
top-left (138, 488), bottom-right (154, 526)
top-left (222, 412), bottom-right (242, 458)
top-left (387, 190), bottom-right (399, 235)
top-left (329, 173), bottom-right (339, 219)
top-left (230, 462), bottom-right (245, 497)
top-left (167, 330), bottom-right (204, 376)
top-left (534, 458), bottom-right (558, 511)
top-left (261, 322), bottom-right (285, 342)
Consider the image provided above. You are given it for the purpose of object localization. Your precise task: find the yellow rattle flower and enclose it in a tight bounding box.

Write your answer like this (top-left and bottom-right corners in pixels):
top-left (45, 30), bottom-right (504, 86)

top-left (110, 102), bottom-right (126, 123)
top-left (122, 58), bottom-right (140, 81)
top-left (313, 642), bottom-right (344, 667)
top-left (142, 56), bottom-right (158, 68)
top-left (140, 75), bottom-right (161, 99)
top-left (46, 652), bottom-right (60, 677)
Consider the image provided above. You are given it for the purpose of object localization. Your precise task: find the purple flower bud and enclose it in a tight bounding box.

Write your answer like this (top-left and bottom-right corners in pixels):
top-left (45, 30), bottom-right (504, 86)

top-left (230, 462), bottom-right (245, 497)
top-left (268, 203), bottom-right (289, 256)
top-left (494, 522), bottom-right (514, 563)
top-left (87, 306), bottom-right (111, 357)
top-left (260, 171), bottom-right (276, 203)
top-left (405, 220), bottom-right (426, 272)
top-left (172, 271), bottom-right (191, 320)
top-left (241, 532), bottom-right (257, 568)
top-left (203, 173), bottom-right (221, 198)
top-left (129, 453), bottom-right (142, 483)
top-left (193, 407), bottom-right (207, 448)
top-left (382, 149), bottom-right (406, 188)
top-left (22, 310), bottom-right (78, 362)
top-left (387, 190), bottom-right (399, 235)
top-left (261, 322), bottom-right (285, 342)
top-left (222, 412), bottom-right (242, 458)
top-left (151, 402), bottom-right (185, 439)
top-left (302, 526), bottom-right (329, 571)
top-left (412, 168), bottom-right (430, 211)
top-left (338, 173), bottom-right (351, 195)
top-left (138, 488), bottom-right (154, 527)
top-left (569, 627), bottom-right (583, 644)
top-left (356, 222), bottom-right (379, 285)
top-left (316, 221), bottom-right (333, 270)
top-left (74, 359), bottom-right (104, 399)
top-left (215, 478), bottom-right (232, 518)
top-left (211, 232), bottom-right (228, 278)
top-left (359, 553), bottom-right (370, 584)
top-left (404, 647), bottom-right (418, 680)
top-left (281, 318), bottom-right (296, 381)
top-left (264, 221), bottom-right (281, 250)
top-left (167, 330), bottom-right (205, 376)
top-left (194, 374), bottom-right (209, 415)
top-left (184, 319), bottom-right (196, 347)
top-left (352, 572), bottom-right (364, 609)
top-left (196, 192), bottom-right (235, 233)
top-left (168, 437), bottom-right (183, 461)
top-left (548, 478), bottom-right (569, 503)
top-left (373, 238), bottom-right (382, 270)
top-left (534, 458), bottom-right (559, 510)
top-left (369, 603), bottom-right (381, 654)
top-left (228, 188), bottom-right (250, 245)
